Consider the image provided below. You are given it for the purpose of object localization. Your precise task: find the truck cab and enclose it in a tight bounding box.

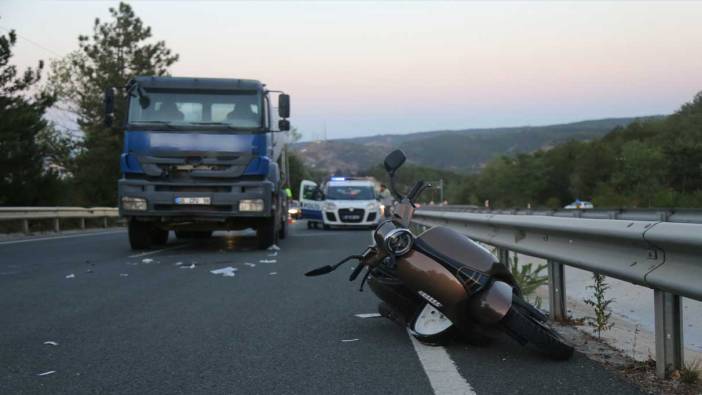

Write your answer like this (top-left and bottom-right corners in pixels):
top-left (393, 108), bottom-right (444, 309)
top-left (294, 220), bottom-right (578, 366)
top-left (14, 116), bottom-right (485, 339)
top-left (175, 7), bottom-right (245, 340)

top-left (107, 76), bottom-right (291, 250)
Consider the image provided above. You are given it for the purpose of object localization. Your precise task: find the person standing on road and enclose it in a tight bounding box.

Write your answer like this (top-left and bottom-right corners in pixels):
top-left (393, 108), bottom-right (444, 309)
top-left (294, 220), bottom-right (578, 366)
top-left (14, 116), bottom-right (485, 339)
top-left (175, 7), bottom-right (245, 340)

top-left (377, 184), bottom-right (393, 218)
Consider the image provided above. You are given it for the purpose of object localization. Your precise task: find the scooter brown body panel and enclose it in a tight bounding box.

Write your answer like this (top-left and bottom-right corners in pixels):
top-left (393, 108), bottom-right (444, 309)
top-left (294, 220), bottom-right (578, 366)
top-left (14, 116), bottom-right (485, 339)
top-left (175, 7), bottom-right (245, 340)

top-left (395, 250), bottom-right (467, 309)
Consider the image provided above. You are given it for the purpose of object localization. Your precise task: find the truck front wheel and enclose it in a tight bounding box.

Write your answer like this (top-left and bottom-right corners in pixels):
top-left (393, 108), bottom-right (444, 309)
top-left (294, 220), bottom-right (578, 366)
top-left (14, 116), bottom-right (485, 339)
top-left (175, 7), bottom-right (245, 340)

top-left (129, 220), bottom-right (153, 250)
top-left (257, 217), bottom-right (278, 249)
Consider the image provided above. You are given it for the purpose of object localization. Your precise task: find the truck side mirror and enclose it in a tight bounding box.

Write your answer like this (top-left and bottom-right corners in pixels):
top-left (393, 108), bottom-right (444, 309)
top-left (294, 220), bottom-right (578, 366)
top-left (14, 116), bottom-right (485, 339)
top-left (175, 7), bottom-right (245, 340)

top-left (278, 119), bottom-right (290, 131)
top-left (104, 87), bottom-right (115, 127)
top-left (278, 94), bottom-right (290, 118)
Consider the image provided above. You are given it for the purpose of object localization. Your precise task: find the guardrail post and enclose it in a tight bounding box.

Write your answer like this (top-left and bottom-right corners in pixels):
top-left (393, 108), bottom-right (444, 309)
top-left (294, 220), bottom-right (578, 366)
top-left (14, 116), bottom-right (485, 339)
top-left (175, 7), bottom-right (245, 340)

top-left (497, 248), bottom-right (510, 266)
top-left (103, 217), bottom-right (108, 228)
top-left (654, 290), bottom-right (683, 378)
top-left (80, 218), bottom-right (86, 229)
top-left (22, 219), bottom-right (30, 234)
top-left (53, 218), bottom-right (60, 233)
top-left (547, 260), bottom-right (567, 321)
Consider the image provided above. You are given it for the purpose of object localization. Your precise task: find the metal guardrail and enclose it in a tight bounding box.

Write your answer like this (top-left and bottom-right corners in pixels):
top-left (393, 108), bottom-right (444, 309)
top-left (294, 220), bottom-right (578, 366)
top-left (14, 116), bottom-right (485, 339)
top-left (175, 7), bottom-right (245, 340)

top-left (0, 207), bottom-right (119, 233)
top-left (412, 207), bottom-right (702, 378)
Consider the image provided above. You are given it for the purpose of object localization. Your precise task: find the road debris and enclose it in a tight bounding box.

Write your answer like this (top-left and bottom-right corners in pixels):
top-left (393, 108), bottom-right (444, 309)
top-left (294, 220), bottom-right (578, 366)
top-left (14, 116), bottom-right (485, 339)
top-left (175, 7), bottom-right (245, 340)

top-left (120, 273), bottom-right (129, 277)
top-left (268, 251), bottom-right (278, 257)
top-left (180, 264), bottom-right (196, 270)
top-left (65, 274), bottom-right (75, 279)
top-left (341, 339), bottom-right (359, 343)
top-left (259, 259), bottom-right (276, 264)
top-left (141, 258), bottom-right (154, 264)
top-left (268, 244), bottom-right (280, 251)
top-left (210, 266), bottom-right (238, 277)
top-left (174, 261), bottom-right (183, 267)
top-left (43, 341), bottom-right (59, 346)
top-left (37, 371), bottom-right (56, 376)
top-left (244, 262), bottom-right (256, 268)
top-left (269, 272), bottom-right (277, 275)
top-left (355, 313), bottom-right (382, 319)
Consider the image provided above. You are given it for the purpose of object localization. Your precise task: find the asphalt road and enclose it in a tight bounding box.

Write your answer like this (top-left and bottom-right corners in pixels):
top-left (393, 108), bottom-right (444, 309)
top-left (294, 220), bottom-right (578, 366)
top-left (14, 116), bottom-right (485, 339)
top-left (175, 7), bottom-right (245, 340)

top-left (1, 222), bottom-right (643, 394)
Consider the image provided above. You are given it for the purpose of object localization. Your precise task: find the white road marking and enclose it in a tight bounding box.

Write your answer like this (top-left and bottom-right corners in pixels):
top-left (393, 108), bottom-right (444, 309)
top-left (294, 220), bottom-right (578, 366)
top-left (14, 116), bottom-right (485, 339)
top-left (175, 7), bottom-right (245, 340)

top-left (0, 230), bottom-right (125, 246)
top-left (408, 330), bottom-right (476, 395)
top-left (128, 243), bottom-right (188, 258)
top-left (355, 313), bottom-right (382, 318)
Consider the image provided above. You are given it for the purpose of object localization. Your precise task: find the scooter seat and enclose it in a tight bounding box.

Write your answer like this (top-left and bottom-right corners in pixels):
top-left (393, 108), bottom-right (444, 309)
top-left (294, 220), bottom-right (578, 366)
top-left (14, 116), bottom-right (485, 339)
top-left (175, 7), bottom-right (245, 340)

top-left (413, 226), bottom-right (513, 283)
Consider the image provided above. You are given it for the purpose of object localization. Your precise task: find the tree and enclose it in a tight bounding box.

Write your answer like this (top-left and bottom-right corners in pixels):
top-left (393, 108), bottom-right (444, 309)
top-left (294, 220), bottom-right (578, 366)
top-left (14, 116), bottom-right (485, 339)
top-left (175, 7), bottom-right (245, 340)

top-left (0, 22), bottom-right (64, 205)
top-left (48, 2), bottom-right (179, 205)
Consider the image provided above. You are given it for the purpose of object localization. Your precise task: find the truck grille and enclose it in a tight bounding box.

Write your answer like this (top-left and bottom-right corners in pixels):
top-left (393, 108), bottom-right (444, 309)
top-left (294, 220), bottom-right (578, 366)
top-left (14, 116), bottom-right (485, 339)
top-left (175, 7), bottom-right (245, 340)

top-left (339, 208), bottom-right (365, 223)
top-left (154, 204), bottom-right (234, 212)
top-left (154, 185), bottom-right (232, 193)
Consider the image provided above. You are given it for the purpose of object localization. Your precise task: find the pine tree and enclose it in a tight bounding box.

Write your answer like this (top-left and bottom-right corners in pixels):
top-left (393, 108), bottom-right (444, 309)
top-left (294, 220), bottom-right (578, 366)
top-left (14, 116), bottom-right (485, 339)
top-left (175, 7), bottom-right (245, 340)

top-left (48, 2), bottom-right (179, 205)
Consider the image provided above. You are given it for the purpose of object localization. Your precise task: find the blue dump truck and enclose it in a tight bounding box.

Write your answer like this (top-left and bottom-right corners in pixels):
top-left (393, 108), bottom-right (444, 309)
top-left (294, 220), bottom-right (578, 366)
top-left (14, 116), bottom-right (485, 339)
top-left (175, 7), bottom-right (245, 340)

top-left (104, 76), bottom-right (291, 250)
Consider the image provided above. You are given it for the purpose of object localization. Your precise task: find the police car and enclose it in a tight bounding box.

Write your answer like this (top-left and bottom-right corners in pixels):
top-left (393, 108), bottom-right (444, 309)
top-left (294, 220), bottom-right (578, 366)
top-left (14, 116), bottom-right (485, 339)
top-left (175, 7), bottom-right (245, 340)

top-left (299, 177), bottom-right (381, 229)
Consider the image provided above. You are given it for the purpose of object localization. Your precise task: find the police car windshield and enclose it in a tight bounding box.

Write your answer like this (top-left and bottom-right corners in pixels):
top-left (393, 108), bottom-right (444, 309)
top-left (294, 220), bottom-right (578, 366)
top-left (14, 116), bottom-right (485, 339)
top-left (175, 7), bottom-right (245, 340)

top-left (326, 186), bottom-right (375, 200)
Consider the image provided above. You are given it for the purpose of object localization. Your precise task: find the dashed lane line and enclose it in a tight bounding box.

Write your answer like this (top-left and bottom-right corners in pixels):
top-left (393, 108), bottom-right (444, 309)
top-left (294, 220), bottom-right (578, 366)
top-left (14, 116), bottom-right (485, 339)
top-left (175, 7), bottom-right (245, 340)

top-left (0, 230), bottom-right (126, 246)
top-left (408, 329), bottom-right (476, 395)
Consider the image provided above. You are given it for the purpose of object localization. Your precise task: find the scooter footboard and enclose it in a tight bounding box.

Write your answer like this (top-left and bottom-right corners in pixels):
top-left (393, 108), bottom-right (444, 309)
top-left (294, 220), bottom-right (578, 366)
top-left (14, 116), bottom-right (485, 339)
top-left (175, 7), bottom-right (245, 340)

top-left (466, 280), bottom-right (513, 325)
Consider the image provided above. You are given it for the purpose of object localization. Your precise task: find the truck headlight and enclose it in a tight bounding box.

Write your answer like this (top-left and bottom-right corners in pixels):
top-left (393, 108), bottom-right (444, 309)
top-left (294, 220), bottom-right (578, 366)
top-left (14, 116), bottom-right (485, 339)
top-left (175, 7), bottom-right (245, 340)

top-left (239, 199), bottom-right (264, 212)
top-left (323, 202), bottom-right (337, 211)
top-left (366, 202), bottom-right (379, 211)
top-left (122, 196), bottom-right (147, 211)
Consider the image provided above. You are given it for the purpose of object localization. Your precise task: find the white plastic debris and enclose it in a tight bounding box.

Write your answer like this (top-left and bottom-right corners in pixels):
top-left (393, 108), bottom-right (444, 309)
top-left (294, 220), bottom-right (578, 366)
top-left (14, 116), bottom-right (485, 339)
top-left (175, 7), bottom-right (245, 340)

top-left (174, 261), bottom-right (183, 266)
top-left (354, 313), bottom-right (382, 319)
top-left (141, 258), bottom-right (154, 264)
top-left (244, 262), bottom-right (256, 268)
top-left (268, 251), bottom-right (278, 257)
top-left (37, 371), bottom-right (56, 376)
top-left (210, 266), bottom-right (238, 277)
top-left (180, 264), bottom-right (196, 270)
top-left (43, 341), bottom-right (59, 346)
top-left (267, 244), bottom-right (280, 251)
top-left (269, 272), bottom-right (277, 275)
top-left (65, 274), bottom-right (75, 279)
top-left (341, 339), bottom-right (359, 343)
top-left (259, 259), bottom-right (276, 264)
top-left (120, 273), bottom-right (129, 277)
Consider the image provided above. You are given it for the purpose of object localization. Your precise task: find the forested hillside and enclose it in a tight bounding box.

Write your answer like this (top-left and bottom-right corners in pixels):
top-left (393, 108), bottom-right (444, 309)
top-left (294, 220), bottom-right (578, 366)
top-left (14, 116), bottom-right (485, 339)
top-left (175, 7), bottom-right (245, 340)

top-left (292, 117), bottom-right (652, 174)
top-left (462, 93), bottom-right (702, 208)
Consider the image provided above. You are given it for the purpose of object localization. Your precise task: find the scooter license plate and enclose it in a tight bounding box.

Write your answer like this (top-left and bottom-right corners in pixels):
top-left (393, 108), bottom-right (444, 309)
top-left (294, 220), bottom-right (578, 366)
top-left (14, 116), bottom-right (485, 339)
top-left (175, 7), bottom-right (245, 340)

top-left (175, 197), bottom-right (211, 205)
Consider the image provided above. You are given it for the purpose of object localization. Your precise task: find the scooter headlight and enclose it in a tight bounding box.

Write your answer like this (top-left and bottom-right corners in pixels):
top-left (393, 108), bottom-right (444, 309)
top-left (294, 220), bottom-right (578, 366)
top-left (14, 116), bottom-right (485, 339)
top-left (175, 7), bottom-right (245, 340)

top-left (383, 228), bottom-right (414, 256)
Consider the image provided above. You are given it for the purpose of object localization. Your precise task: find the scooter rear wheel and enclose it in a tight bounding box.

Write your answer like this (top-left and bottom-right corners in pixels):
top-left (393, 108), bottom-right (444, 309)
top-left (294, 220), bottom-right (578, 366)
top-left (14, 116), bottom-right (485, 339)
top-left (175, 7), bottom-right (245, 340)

top-left (501, 304), bottom-right (574, 360)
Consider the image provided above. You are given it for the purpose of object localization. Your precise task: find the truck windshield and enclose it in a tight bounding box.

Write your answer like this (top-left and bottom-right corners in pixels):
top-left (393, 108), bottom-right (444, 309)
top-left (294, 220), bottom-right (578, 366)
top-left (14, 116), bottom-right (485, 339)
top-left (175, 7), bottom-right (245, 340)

top-left (326, 186), bottom-right (376, 200)
top-left (127, 89), bottom-right (263, 129)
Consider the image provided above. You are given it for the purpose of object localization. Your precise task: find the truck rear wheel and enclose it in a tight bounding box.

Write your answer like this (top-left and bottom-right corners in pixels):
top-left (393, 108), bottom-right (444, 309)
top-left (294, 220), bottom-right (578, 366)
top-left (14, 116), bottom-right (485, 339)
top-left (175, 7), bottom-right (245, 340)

top-left (257, 217), bottom-right (278, 249)
top-left (279, 217), bottom-right (288, 239)
top-left (128, 220), bottom-right (153, 250)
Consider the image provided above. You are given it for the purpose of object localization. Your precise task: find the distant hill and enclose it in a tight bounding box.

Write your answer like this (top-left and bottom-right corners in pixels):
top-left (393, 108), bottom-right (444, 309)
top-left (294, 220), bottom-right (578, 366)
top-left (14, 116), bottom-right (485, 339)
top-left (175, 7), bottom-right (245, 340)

top-left (292, 117), bottom-right (660, 174)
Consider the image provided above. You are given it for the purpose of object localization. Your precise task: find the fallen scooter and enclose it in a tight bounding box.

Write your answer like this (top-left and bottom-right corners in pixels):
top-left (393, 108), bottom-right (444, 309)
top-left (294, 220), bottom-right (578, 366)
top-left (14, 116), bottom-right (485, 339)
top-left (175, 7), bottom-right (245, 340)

top-left (306, 149), bottom-right (574, 360)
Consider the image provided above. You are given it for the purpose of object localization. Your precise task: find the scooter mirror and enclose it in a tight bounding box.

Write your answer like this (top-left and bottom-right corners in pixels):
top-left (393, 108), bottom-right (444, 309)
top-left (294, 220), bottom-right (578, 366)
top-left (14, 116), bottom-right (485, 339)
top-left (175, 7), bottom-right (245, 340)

top-left (384, 150), bottom-right (406, 174)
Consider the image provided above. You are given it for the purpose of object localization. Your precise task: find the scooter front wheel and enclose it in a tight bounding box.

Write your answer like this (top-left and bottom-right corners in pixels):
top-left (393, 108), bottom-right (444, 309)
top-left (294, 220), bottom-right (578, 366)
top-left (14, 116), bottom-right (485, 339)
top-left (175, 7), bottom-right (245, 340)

top-left (501, 304), bottom-right (574, 360)
top-left (410, 304), bottom-right (455, 346)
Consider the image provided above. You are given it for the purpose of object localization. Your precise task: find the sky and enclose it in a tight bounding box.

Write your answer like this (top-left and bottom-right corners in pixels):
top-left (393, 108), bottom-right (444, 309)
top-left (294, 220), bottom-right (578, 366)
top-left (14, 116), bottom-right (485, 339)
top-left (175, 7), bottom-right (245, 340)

top-left (2, 1), bottom-right (702, 140)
